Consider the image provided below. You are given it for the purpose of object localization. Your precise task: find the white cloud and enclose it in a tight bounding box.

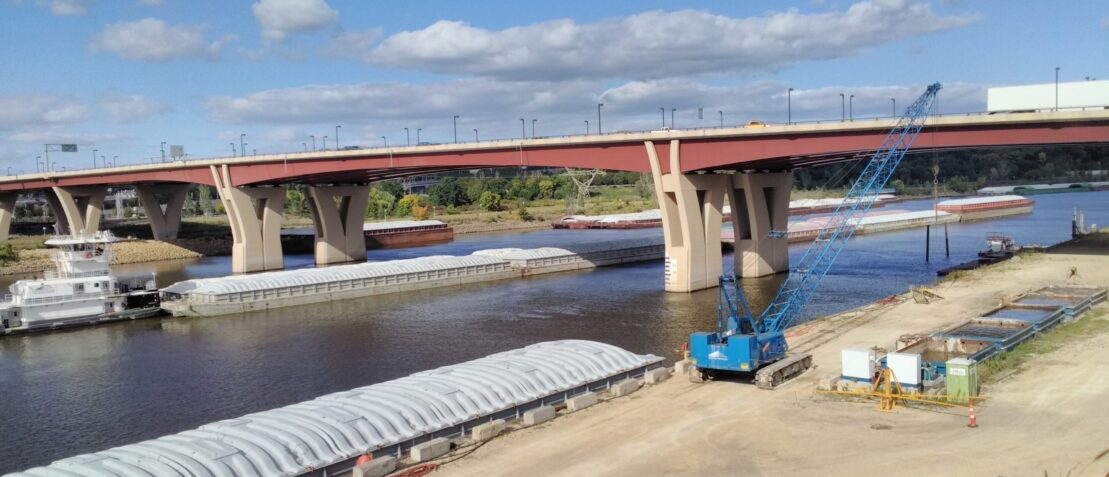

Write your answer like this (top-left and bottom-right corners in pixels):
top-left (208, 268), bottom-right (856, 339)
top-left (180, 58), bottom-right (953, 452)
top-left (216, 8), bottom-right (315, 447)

top-left (369, 1), bottom-right (977, 81)
top-left (38, 0), bottom-right (90, 15)
top-left (89, 18), bottom-right (236, 62)
top-left (324, 28), bottom-right (382, 59)
top-left (205, 78), bottom-right (598, 125)
top-left (7, 128), bottom-right (124, 145)
top-left (252, 0), bottom-right (338, 42)
top-left (0, 94), bottom-right (91, 130)
top-left (98, 94), bottom-right (172, 122)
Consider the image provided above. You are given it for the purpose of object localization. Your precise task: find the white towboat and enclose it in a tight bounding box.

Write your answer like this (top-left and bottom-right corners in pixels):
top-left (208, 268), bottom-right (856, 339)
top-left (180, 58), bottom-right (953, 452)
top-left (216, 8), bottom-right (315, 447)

top-left (0, 231), bottom-right (161, 335)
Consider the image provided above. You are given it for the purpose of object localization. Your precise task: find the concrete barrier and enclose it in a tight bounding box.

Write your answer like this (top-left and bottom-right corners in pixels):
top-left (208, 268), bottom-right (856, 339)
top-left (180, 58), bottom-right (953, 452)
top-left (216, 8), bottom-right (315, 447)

top-left (410, 437), bottom-right (451, 462)
top-left (523, 405), bottom-right (556, 426)
top-left (353, 456), bottom-right (397, 477)
top-left (471, 419), bottom-right (506, 441)
top-left (644, 367), bottom-right (670, 384)
top-left (611, 379), bottom-right (642, 397)
top-left (566, 392), bottom-right (598, 411)
top-left (674, 360), bottom-right (694, 374)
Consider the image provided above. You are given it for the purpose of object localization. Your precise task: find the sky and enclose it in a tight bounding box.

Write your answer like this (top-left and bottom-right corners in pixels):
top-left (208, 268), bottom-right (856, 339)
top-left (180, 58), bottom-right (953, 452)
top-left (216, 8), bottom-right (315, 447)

top-left (0, 0), bottom-right (1105, 173)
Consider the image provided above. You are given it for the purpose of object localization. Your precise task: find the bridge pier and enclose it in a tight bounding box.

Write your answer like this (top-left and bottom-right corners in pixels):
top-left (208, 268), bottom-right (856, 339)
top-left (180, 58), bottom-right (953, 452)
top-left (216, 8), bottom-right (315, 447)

top-left (646, 140), bottom-right (727, 292)
top-left (727, 171), bottom-right (792, 278)
top-left (647, 141), bottom-right (793, 292)
top-left (0, 192), bottom-right (15, 244)
top-left (306, 184), bottom-right (370, 265)
top-left (135, 184), bottom-right (190, 240)
top-left (49, 186), bottom-right (107, 235)
top-left (211, 165), bottom-right (285, 274)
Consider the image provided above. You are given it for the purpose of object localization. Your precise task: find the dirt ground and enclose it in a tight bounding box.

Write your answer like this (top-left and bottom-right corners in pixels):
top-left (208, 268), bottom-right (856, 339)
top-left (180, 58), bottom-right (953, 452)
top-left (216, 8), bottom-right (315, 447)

top-left (438, 236), bottom-right (1109, 477)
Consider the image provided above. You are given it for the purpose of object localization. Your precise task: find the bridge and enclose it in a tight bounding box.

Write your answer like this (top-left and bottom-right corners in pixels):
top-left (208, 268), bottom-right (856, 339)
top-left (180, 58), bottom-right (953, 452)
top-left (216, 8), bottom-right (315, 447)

top-left (1, 110), bottom-right (1107, 291)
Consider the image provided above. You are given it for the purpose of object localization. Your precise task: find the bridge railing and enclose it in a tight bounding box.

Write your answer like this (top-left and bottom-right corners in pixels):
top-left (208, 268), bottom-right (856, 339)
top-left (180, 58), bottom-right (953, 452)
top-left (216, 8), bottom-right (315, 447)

top-left (4, 105), bottom-right (1108, 179)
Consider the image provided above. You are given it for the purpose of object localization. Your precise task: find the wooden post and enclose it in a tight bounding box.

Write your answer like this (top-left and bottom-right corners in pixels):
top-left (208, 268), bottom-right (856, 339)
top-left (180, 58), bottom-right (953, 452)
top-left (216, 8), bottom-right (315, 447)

top-left (925, 225), bottom-right (931, 262)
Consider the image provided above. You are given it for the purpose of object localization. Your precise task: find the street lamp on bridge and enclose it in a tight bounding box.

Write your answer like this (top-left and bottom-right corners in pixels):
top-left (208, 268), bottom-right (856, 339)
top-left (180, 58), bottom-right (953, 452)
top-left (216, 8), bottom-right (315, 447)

top-left (671, 108), bottom-right (676, 129)
top-left (92, 148), bottom-right (98, 168)
top-left (531, 119), bottom-right (537, 138)
top-left (302, 142), bottom-right (307, 152)
top-left (416, 128), bottom-right (421, 144)
top-left (473, 128), bottom-right (478, 142)
top-left (322, 136), bottom-right (328, 150)
top-left (309, 135), bottom-right (316, 151)
top-left (659, 107), bottom-right (665, 128)
top-left (585, 120), bottom-right (589, 134)
top-left (160, 142), bottom-right (166, 162)
top-left (839, 93), bottom-right (845, 121)
top-left (230, 143), bottom-right (236, 157)
top-left (335, 125), bottom-right (341, 149)
top-left (787, 87), bottom-right (794, 125)
top-left (718, 110), bottom-right (724, 128)
top-left (891, 98), bottom-right (896, 118)
top-left (597, 103), bottom-right (603, 134)
top-left (520, 118), bottom-right (526, 139)
top-left (849, 94), bottom-right (854, 121)
top-left (453, 115), bottom-right (460, 143)
top-left (381, 136), bottom-right (387, 147)
top-left (239, 134), bottom-right (245, 157)
top-left (405, 128), bottom-right (410, 146)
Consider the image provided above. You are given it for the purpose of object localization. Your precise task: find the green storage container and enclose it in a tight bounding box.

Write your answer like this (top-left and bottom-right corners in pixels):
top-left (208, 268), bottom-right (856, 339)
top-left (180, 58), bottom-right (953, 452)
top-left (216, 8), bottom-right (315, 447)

top-left (946, 358), bottom-right (978, 403)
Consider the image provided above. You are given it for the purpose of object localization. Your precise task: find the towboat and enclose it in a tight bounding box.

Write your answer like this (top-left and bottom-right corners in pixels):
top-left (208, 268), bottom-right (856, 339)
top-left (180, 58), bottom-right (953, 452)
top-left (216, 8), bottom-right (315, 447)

top-left (0, 231), bottom-right (162, 335)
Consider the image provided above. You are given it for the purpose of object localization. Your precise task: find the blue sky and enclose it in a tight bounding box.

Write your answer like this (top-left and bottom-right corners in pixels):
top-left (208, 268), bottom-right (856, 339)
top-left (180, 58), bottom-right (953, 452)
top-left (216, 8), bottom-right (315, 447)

top-left (0, 0), bottom-right (1105, 173)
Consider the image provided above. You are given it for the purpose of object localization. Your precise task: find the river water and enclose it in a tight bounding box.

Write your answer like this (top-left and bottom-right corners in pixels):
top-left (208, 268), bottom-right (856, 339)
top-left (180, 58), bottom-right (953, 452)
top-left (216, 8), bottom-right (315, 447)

top-left (1, 191), bottom-right (1106, 473)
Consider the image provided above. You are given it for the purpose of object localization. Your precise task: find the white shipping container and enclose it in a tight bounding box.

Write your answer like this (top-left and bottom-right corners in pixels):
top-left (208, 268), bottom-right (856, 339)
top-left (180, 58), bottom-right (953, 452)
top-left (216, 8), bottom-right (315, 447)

top-left (886, 352), bottom-right (923, 387)
top-left (841, 347), bottom-right (876, 381)
top-left (987, 80), bottom-right (1109, 113)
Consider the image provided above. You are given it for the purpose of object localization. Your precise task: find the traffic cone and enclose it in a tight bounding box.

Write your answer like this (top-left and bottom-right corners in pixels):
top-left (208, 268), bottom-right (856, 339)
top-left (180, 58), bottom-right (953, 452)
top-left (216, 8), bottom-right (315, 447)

top-left (967, 400), bottom-right (978, 428)
top-left (355, 454), bottom-right (372, 466)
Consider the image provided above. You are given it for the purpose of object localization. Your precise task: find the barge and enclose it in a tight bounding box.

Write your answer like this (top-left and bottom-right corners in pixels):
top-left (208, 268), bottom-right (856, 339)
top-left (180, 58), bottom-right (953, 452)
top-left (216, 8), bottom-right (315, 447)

top-left (7, 340), bottom-right (664, 477)
top-left (723, 209), bottom-right (958, 245)
top-left (1, 232), bottom-right (162, 336)
top-left (935, 195), bottom-right (1033, 221)
top-left (161, 237), bottom-right (664, 317)
top-left (281, 220), bottom-right (454, 253)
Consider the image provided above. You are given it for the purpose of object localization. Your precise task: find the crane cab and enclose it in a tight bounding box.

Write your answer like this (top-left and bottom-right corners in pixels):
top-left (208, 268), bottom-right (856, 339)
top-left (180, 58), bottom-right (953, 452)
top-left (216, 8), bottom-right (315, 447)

top-left (690, 330), bottom-right (788, 376)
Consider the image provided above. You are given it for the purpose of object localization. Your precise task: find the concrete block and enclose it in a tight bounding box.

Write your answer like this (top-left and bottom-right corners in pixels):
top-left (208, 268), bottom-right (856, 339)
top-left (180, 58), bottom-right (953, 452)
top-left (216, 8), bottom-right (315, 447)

top-left (523, 405), bottom-right (556, 426)
top-left (611, 379), bottom-right (642, 397)
top-left (470, 419), bottom-right (506, 441)
top-left (644, 367), bottom-right (670, 384)
top-left (674, 360), bottom-right (694, 374)
top-left (565, 392), bottom-right (598, 411)
top-left (352, 456), bottom-right (396, 477)
top-left (410, 437), bottom-right (450, 462)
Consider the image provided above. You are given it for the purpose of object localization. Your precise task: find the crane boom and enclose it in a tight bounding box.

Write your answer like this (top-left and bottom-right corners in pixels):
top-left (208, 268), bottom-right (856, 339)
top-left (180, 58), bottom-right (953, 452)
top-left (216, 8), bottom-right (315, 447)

top-left (757, 82), bottom-right (942, 333)
top-left (690, 83), bottom-right (941, 388)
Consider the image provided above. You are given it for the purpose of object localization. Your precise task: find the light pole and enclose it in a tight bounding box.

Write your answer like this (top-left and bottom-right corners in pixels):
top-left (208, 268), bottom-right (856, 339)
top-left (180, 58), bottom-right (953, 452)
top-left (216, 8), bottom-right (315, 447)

top-left (230, 143), bottom-right (236, 156)
top-left (597, 103), bottom-right (603, 134)
top-left (891, 98), bottom-right (896, 117)
top-left (112, 156), bottom-right (117, 167)
top-left (335, 125), bottom-right (341, 149)
top-left (302, 142), bottom-right (308, 152)
top-left (520, 118), bottom-right (526, 139)
top-left (453, 115), bottom-right (459, 143)
top-left (239, 134), bottom-right (245, 157)
top-left (849, 94), bottom-right (854, 121)
top-left (381, 136), bottom-right (387, 147)
top-left (100, 155), bottom-right (106, 168)
top-left (310, 135), bottom-right (316, 151)
top-left (473, 128), bottom-right (478, 142)
top-left (718, 110), bottom-right (724, 127)
top-left (839, 93), bottom-right (845, 121)
top-left (671, 108), bottom-right (676, 129)
top-left (92, 148), bottom-right (98, 168)
top-left (322, 136), bottom-right (328, 150)
top-left (659, 107), bottom-right (665, 128)
top-left (405, 128), bottom-right (410, 146)
top-left (1055, 66), bottom-right (1060, 111)
top-left (416, 128), bottom-right (422, 144)
top-left (585, 120), bottom-right (589, 134)
top-left (531, 119), bottom-right (537, 138)
top-left (160, 142), bottom-right (166, 162)
top-left (787, 87), bottom-right (794, 125)
top-left (36, 156), bottom-right (42, 172)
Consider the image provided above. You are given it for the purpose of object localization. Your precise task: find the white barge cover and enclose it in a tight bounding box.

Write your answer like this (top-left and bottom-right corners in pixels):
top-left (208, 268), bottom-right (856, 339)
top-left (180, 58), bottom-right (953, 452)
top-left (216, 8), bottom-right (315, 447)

top-left (161, 254), bottom-right (506, 297)
top-left (7, 340), bottom-right (662, 477)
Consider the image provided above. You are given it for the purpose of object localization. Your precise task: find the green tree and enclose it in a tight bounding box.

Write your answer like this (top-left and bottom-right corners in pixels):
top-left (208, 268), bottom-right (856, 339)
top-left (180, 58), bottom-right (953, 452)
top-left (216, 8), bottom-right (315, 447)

top-left (285, 186), bottom-right (307, 216)
top-left (478, 191), bottom-right (502, 211)
top-left (396, 194), bottom-right (425, 216)
top-left (428, 177), bottom-right (470, 206)
top-left (376, 180), bottom-right (405, 200)
top-left (538, 178), bottom-right (556, 199)
top-left (365, 187), bottom-right (395, 218)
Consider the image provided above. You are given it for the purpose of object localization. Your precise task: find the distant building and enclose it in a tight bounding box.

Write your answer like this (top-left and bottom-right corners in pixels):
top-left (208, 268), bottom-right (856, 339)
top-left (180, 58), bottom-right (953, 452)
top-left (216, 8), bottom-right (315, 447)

top-left (987, 80), bottom-right (1109, 113)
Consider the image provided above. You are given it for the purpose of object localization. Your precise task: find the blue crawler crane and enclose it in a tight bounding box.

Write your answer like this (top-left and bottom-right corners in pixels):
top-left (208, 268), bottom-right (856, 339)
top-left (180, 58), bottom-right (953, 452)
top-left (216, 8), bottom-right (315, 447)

top-left (690, 83), bottom-right (943, 388)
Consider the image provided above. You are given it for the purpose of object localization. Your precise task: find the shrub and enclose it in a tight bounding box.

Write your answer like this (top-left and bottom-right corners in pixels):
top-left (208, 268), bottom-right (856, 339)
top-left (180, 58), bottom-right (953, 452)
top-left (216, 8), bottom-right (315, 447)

top-left (478, 191), bottom-right (502, 211)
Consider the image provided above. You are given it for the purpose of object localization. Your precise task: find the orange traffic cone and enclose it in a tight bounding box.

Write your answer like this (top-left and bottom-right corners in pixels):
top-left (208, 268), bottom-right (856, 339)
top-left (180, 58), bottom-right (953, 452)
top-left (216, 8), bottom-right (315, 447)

top-left (967, 400), bottom-right (978, 428)
top-left (355, 454), bottom-right (372, 465)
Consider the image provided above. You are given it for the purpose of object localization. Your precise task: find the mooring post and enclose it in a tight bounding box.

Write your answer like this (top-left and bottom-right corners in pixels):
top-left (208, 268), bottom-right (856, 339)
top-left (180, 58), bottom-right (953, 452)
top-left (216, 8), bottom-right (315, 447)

top-left (944, 223), bottom-right (950, 257)
top-left (925, 225), bottom-right (931, 262)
